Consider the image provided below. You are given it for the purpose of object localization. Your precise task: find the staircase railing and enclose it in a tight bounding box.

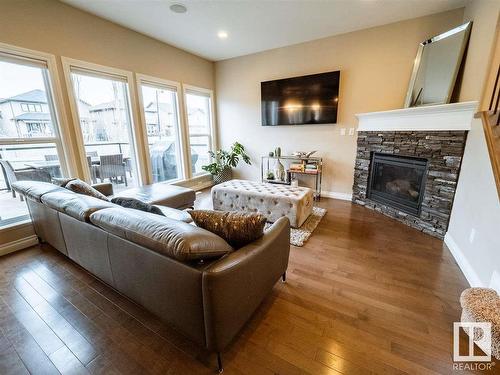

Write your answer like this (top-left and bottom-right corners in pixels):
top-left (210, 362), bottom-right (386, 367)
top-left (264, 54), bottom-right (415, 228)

top-left (479, 63), bottom-right (500, 201)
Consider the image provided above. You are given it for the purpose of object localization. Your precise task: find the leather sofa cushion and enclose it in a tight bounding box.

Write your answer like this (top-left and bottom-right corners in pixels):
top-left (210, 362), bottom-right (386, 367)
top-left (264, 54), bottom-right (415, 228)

top-left (41, 191), bottom-right (115, 222)
top-left (90, 182), bottom-right (114, 197)
top-left (90, 207), bottom-right (232, 261)
top-left (11, 181), bottom-right (66, 202)
top-left (114, 183), bottom-right (196, 209)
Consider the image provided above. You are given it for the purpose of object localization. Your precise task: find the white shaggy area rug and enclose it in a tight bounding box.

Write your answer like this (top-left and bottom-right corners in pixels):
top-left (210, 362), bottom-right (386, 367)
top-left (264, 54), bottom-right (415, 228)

top-left (265, 206), bottom-right (327, 247)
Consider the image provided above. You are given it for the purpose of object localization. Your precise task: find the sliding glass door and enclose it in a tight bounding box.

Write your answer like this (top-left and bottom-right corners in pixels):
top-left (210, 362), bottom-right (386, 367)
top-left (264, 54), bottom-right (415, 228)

top-left (68, 68), bottom-right (139, 191)
top-left (0, 55), bottom-right (65, 228)
top-left (138, 81), bottom-right (183, 183)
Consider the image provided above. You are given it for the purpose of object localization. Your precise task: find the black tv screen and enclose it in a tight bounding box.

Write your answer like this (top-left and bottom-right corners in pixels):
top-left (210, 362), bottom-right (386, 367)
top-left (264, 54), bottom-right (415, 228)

top-left (261, 71), bottom-right (340, 126)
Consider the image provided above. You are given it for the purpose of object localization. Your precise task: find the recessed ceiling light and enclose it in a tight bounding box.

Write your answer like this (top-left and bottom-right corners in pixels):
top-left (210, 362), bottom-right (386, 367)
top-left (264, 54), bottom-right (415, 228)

top-left (218, 31), bottom-right (228, 39)
top-left (170, 3), bottom-right (187, 14)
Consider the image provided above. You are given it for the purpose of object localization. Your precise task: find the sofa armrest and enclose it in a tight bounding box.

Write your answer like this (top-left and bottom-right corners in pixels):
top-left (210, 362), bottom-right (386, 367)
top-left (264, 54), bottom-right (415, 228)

top-left (91, 182), bottom-right (114, 197)
top-left (15, 169), bottom-right (52, 183)
top-left (201, 217), bottom-right (290, 352)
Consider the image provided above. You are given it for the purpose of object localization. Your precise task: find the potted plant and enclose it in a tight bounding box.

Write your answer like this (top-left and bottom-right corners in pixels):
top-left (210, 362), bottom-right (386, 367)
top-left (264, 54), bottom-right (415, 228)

top-left (202, 142), bottom-right (251, 184)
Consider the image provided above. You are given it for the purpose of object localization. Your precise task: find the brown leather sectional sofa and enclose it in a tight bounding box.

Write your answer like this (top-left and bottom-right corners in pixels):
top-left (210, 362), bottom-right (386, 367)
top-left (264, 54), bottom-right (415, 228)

top-left (12, 181), bottom-right (290, 372)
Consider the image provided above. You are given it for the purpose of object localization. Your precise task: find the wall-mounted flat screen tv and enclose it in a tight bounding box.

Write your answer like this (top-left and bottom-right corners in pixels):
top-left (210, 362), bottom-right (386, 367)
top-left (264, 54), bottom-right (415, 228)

top-left (261, 71), bottom-right (340, 126)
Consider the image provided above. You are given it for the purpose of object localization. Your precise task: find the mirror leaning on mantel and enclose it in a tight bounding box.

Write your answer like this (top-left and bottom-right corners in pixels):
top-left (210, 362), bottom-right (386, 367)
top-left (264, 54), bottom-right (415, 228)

top-left (404, 22), bottom-right (472, 108)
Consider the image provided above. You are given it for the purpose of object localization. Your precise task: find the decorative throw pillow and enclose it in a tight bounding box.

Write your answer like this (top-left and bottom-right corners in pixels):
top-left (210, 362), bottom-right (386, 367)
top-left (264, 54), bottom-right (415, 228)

top-left (111, 197), bottom-right (165, 216)
top-left (52, 177), bottom-right (76, 187)
top-left (65, 179), bottom-right (109, 201)
top-left (188, 210), bottom-right (267, 248)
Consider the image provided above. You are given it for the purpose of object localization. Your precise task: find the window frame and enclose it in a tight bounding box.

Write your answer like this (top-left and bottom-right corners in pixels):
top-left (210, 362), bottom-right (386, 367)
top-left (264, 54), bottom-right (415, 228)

top-left (136, 73), bottom-right (187, 185)
top-left (0, 43), bottom-right (74, 173)
top-left (0, 42), bottom-right (74, 230)
top-left (61, 57), bottom-right (147, 186)
top-left (182, 84), bottom-right (217, 179)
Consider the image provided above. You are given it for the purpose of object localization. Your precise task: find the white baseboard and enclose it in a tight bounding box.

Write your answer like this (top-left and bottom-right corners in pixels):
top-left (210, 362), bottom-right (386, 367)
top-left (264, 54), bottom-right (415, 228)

top-left (321, 191), bottom-right (353, 201)
top-left (444, 232), bottom-right (482, 287)
top-left (0, 235), bottom-right (38, 257)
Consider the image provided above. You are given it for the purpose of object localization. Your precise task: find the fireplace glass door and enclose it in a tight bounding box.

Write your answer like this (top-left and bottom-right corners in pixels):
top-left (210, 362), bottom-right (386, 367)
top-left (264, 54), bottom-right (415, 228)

top-left (367, 153), bottom-right (428, 215)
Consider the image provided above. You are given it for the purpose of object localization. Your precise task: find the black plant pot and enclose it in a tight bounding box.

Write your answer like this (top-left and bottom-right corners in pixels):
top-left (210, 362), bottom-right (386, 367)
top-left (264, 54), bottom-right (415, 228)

top-left (213, 167), bottom-right (233, 184)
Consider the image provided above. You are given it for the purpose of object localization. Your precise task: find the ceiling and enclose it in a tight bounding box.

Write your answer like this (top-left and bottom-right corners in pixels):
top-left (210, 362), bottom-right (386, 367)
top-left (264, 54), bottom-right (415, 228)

top-left (61, 0), bottom-right (467, 61)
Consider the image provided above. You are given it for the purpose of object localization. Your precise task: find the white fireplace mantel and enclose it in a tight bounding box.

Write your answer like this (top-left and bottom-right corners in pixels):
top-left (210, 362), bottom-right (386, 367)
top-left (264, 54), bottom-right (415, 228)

top-left (356, 101), bottom-right (478, 132)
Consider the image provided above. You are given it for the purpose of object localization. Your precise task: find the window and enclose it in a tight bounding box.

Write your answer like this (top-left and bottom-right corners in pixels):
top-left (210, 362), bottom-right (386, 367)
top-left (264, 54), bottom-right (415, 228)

top-left (66, 64), bottom-right (139, 192)
top-left (138, 79), bottom-right (183, 183)
top-left (184, 88), bottom-right (214, 176)
top-left (21, 103), bottom-right (42, 112)
top-left (0, 54), bottom-right (65, 228)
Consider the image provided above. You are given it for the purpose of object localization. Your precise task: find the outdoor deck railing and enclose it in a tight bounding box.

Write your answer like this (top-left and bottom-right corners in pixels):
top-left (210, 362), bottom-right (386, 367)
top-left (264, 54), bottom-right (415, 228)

top-left (0, 140), bottom-right (209, 190)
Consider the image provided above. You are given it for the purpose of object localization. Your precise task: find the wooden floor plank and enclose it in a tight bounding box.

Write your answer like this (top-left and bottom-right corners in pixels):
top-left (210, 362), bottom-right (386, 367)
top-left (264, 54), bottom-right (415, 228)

top-left (0, 329), bottom-right (29, 375)
top-left (0, 298), bottom-right (61, 375)
top-left (49, 346), bottom-right (90, 375)
top-left (26, 262), bottom-right (160, 374)
top-left (0, 280), bottom-right (65, 357)
top-left (21, 270), bottom-right (98, 366)
top-left (0, 192), bottom-right (492, 374)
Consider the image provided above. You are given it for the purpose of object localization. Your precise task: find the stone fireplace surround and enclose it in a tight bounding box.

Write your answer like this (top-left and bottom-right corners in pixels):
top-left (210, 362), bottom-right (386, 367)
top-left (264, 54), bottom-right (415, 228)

top-left (352, 102), bottom-right (477, 239)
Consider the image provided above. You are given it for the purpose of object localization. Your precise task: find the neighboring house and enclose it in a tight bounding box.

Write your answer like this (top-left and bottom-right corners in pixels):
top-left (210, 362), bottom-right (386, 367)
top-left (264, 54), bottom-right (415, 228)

top-left (0, 89), bottom-right (53, 138)
top-left (0, 89), bottom-right (95, 141)
top-left (87, 100), bottom-right (130, 143)
top-left (0, 89), bottom-right (206, 144)
top-left (144, 101), bottom-right (175, 138)
top-left (187, 106), bottom-right (208, 134)
top-left (76, 99), bottom-right (92, 142)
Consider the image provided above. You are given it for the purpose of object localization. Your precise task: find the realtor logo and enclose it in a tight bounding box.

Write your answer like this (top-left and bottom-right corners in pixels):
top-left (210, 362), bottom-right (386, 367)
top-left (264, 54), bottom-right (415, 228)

top-left (453, 322), bottom-right (492, 362)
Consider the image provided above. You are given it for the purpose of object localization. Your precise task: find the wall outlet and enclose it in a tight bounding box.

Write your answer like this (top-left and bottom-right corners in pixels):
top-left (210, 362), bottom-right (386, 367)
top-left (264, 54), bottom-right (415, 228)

top-left (349, 128), bottom-right (355, 136)
top-left (340, 128), bottom-right (346, 136)
top-left (469, 228), bottom-right (476, 244)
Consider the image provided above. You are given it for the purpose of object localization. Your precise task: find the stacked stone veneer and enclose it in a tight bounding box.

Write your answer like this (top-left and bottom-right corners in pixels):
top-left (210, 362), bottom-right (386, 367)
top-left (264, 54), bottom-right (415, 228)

top-left (352, 131), bottom-right (467, 239)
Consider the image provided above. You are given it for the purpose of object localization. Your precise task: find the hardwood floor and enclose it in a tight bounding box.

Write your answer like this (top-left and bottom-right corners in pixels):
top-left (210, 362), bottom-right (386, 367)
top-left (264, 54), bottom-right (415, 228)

top-left (0, 192), bottom-right (493, 374)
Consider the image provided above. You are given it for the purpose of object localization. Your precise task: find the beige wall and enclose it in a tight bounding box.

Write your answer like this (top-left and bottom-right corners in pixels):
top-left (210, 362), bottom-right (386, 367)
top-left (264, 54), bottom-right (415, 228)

top-left (446, 117), bottom-right (500, 289)
top-left (446, 2), bottom-right (500, 289)
top-left (459, 0), bottom-right (500, 105)
top-left (215, 9), bottom-right (464, 196)
top-left (0, 0), bottom-right (214, 86)
top-left (0, 0), bottom-right (215, 246)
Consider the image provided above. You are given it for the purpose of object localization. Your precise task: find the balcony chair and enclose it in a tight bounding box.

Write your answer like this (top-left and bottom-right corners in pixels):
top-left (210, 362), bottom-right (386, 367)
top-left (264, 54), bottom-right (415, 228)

top-left (124, 158), bottom-right (133, 178)
top-left (0, 159), bottom-right (51, 200)
top-left (95, 154), bottom-right (127, 186)
top-left (191, 153), bottom-right (199, 174)
top-left (86, 156), bottom-right (98, 184)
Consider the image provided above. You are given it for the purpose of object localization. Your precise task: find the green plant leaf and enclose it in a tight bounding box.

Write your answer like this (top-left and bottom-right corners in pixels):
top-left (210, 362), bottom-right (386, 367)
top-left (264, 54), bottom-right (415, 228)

top-left (200, 142), bottom-right (251, 175)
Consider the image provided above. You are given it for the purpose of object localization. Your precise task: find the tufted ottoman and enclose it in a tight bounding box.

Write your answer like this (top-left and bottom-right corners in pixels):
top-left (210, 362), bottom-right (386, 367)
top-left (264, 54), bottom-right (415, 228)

top-left (212, 179), bottom-right (313, 228)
